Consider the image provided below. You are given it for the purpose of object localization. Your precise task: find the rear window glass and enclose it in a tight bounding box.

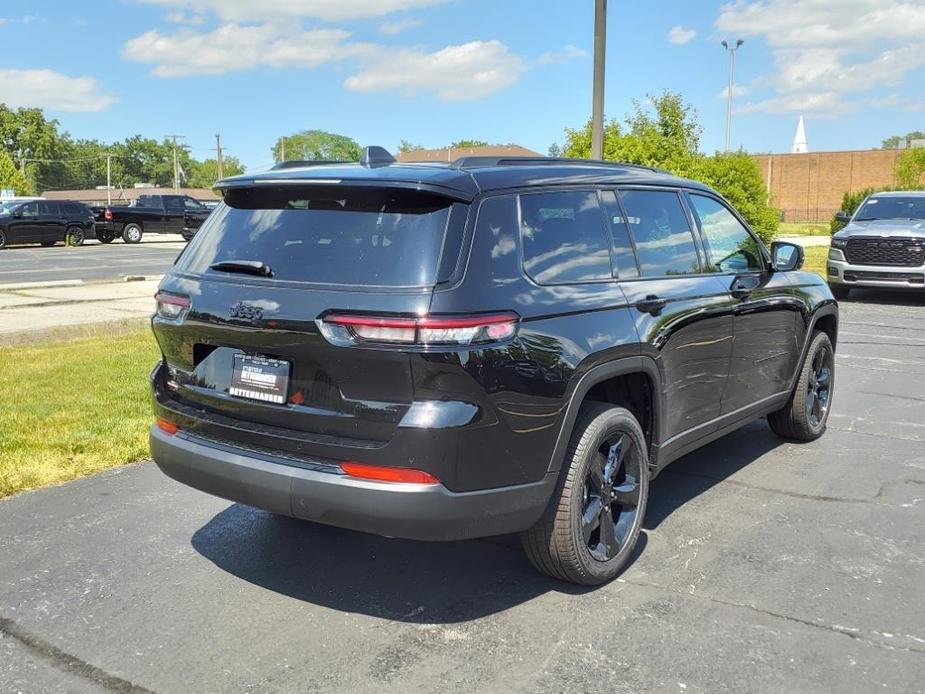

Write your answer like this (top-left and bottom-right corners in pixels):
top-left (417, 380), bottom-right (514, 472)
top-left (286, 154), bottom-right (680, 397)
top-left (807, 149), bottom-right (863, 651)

top-left (175, 187), bottom-right (455, 287)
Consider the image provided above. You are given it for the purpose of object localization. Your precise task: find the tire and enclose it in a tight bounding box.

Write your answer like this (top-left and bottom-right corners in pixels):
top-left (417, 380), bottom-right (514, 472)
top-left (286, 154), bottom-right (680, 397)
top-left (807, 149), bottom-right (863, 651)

top-left (66, 226), bottom-right (85, 246)
top-left (768, 330), bottom-right (835, 442)
top-left (122, 223), bottom-right (143, 244)
top-left (521, 403), bottom-right (649, 586)
top-left (97, 230), bottom-right (114, 244)
top-left (829, 284), bottom-right (850, 300)
top-left (0, 229), bottom-right (6, 249)
top-left (181, 230), bottom-right (195, 242)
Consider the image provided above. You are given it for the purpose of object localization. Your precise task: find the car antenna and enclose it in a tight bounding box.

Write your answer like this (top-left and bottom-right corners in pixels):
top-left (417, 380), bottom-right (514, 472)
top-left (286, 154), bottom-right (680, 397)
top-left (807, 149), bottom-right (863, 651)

top-left (360, 146), bottom-right (396, 168)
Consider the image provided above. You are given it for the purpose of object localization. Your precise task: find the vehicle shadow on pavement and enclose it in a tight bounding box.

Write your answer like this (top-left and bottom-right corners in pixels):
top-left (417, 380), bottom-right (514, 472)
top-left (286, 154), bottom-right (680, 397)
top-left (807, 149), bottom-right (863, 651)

top-left (838, 288), bottom-right (925, 306)
top-left (644, 421), bottom-right (784, 530)
top-left (191, 503), bottom-right (617, 623)
top-left (190, 422), bottom-right (781, 622)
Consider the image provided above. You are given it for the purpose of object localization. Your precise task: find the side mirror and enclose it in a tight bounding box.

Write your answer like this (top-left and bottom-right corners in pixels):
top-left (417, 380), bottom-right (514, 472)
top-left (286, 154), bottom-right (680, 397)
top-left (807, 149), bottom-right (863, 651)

top-left (834, 211), bottom-right (851, 224)
top-left (771, 241), bottom-right (804, 271)
top-left (13, 209), bottom-right (22, 218)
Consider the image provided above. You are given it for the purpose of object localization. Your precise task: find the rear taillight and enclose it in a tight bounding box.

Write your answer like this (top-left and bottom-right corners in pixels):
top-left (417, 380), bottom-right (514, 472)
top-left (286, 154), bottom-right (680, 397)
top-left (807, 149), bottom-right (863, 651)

top-left (319, 312), bottom-right (519, 347)
top-left (104, 208), bottom-right (112, 221)
top-left (154, 291), bottom-right (191, 320)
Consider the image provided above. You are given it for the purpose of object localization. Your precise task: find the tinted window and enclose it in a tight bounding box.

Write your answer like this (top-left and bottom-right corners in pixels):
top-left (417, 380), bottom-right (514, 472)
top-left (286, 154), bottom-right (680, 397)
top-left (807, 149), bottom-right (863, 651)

top-left (618, 190), bottom-right (700, 277)
top-left (184, 197), bottom-right (205, 210)
top-left (164, 196), bottom-right (185, 212)
top-left (176, 187), bottom-right (454, 287)
top-left (688, 194), bottom-right (764, 273)
top-left (600, 190), bottom-right (639, 279)
top-left (519, 191), bottom-right (612, 284)
top-left (38, 202), bottom-right (59, 215)
top-left (63, 203), bottom-right (83, 215)
top-left (855, 196), bottom-right (925, 221)
top-left (19, 202), bottom-right (38, 216)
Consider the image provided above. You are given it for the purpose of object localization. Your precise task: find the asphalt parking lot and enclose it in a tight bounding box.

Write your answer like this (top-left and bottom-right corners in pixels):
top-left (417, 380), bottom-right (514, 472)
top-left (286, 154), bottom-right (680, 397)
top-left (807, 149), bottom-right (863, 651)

top-left (2, 292), bottom-right (924, 693)
top-left (0, 236), bottom-right (186, 286)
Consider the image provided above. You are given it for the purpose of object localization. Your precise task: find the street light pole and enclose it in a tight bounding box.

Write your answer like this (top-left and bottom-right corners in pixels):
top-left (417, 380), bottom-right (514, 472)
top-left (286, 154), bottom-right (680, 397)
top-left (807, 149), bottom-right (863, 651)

top-left (722, 38), bottom-right (744, 152)
top-left (591, 0), bottom-right (607, 160)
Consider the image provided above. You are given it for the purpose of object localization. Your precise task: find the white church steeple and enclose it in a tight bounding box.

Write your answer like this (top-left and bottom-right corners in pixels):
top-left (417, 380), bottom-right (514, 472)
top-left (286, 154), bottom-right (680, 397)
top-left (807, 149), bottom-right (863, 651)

top-left (792, 115), bottom-right (808, 154)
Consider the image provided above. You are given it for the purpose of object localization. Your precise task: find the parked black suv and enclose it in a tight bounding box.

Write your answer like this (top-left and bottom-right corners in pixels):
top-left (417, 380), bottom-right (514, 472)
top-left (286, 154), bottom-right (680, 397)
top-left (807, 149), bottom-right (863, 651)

top-left (150, 149), bottom-right (838, 585)
top-left (0, 199), bottom-right (96, 248)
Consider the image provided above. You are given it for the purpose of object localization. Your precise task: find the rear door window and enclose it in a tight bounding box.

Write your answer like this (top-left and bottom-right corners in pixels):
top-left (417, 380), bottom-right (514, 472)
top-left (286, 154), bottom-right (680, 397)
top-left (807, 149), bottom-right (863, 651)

top-left (38, 202), bottom-right (59, 215)
top-left (617, 190), bottom-right (701, 277)
top-left (519, 190), bottom-right (612, 284)
top-left (176, 186), bottom-right (456, 288)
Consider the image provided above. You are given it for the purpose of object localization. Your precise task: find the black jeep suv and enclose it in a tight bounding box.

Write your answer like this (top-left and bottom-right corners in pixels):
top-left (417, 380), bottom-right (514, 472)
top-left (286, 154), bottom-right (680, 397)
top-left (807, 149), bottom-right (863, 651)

top-left (149, 148), bottom-right (838, 585)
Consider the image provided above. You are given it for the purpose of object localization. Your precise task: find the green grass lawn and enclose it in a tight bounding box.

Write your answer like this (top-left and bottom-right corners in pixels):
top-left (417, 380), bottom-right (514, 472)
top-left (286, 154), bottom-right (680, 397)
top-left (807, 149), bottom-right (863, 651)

top-left (0, 325), bottom-right (160, 498)
top-left (801, 246), bottom-right (829, 278)
top-left (777, 222), bottom-right (831, 237)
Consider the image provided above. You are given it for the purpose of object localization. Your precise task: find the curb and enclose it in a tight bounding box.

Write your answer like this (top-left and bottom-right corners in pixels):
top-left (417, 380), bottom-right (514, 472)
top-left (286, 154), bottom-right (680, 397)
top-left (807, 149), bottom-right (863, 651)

top-left (0, 279), bottom-right (85, 292)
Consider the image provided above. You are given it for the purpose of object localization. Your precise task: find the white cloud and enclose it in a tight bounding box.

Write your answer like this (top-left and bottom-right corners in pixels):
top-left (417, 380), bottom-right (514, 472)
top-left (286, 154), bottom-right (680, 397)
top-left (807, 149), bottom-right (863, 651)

top-left (0, 18), bottom-right (6, 26)
top-left (343, 40), bottom-right (527, 101)
top-left (137, 0), bottom-right (446, 22)
top-left (123, 24), bottom-right (374, 76)
top-left (668, 26), bottom-right (696, 45)
top-left (716, 0), bottom-right (925, 115)
top-left (718, 84), bottom-right (748, 99)
top-left (0, 69), bottom-right (117, 112)
top-left (378, 18), bottom-right (421, 35)
top-left (165, 10), bottom-right (206, 24)
top-left (537, 44), bottom-right (588, 65)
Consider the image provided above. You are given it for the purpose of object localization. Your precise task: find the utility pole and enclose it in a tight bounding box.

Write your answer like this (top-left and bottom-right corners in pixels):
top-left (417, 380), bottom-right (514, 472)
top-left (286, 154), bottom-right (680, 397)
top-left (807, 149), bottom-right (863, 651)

top-left (591, 0), bottom-right (607, 160)
top-left (280, 138), bottom-right (286, 163)
top-left (106, 153), bottom-right (112, 205)
top-left (214, 133), bottom-right (223, 179)
top-left (721, 39), bottom-right (744, 152)
top-left (165, 134), bottom-right (185, 192)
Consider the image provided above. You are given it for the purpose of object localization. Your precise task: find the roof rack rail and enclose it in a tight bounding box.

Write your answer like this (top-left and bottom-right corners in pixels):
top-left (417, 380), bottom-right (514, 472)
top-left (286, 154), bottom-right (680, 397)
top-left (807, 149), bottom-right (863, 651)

top-left (450, 156), bottom-right (668, 174)
top-left (271, 160), bottom-right (351, 170)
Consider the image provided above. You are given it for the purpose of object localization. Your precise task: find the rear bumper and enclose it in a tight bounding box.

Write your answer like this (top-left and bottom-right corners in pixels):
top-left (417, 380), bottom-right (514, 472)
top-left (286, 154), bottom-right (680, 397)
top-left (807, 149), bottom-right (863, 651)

top-left (827, 254), bottom-right (925, 290)
top-left (150, 424), bottom-right (556, 541)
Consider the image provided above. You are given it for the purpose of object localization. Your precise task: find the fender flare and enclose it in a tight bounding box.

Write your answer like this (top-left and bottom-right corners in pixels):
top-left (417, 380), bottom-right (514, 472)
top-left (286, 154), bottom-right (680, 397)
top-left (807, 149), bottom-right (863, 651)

top-left (787, 301), bottom-right (839, 389)
top-left (545, 356), bottom-right (664, 474)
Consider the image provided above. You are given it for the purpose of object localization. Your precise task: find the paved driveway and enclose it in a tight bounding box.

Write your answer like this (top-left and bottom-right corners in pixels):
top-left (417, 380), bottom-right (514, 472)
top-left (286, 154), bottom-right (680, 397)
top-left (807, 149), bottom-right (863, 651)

top-left (2, 292), bottom-right (924, 693)
top-left (0, 236), bottom-right (186, 285)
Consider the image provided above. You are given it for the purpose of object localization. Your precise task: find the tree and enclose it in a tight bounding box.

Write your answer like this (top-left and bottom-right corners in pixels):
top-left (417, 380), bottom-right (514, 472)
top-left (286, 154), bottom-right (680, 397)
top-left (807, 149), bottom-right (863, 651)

top-left (272, 130), bottom-right (361, 162)
top-left (830, 187), bottom-right (883, 233)
top-left (560, 90), bottom-right (778, 243)
top-left (547, 143), bottom-right (562, 157)
top-left (451, 139), bottom-right (489, 148)
top-left (187, 156), bottom-right (245, 187)
top-left (882, 131), bottom-right (925, 149)
top-left (0, 149), bottom-right (30, 194)
top-left (894, 147), bottom-right (925, 189)
top-left (397, 139), bottom-right (423, 153)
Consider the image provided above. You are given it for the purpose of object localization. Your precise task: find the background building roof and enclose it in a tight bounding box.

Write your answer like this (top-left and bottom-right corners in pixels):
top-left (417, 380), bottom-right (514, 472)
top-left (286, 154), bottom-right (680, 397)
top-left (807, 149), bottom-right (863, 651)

top-left (40, 187), bottom-right (221, 204)
top-left (395, 145), bottom-right (543, 163)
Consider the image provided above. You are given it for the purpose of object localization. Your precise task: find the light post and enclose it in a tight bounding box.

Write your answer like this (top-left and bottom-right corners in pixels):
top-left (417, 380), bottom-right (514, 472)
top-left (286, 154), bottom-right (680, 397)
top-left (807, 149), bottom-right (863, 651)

top-left (721, 38), bottom-right (744, 152)
top-left (591, 0), bottom-right (606, 160)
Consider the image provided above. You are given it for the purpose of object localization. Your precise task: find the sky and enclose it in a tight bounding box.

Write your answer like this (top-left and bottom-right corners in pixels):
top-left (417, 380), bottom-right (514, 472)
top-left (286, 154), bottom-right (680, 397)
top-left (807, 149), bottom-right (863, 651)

top-left (1, 0), bottom-right (924, 171)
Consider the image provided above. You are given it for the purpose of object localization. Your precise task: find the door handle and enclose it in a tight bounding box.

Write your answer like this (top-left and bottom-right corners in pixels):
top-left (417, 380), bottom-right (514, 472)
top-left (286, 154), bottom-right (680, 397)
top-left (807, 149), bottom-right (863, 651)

top-left (637, 295), bottom-right (668, 316)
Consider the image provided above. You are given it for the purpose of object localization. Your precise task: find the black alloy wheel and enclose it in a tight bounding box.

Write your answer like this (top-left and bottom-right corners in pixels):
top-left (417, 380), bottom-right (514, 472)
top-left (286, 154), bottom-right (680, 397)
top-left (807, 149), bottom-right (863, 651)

top-left (581, 433), bottom-right (642, 562)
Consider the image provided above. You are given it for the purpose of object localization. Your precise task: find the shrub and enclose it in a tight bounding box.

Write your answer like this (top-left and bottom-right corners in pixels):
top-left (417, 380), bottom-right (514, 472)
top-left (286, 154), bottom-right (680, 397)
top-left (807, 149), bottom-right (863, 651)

top-left (830, 187), bottom-right (882, 234)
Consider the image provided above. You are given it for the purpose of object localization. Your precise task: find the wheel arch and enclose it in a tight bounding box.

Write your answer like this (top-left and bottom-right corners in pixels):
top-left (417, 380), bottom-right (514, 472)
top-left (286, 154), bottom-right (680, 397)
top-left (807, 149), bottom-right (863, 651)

top-left (546, 356), bottom-right (664, 474)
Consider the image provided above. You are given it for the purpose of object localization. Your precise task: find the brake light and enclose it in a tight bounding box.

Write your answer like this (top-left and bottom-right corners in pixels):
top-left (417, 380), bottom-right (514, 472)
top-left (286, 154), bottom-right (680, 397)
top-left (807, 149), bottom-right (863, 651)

top-left (320, 312), bottom-right (518, 346)
top-left (156, 416), bottom-right (179, 435)
top-left (104, 208), bottom-right (113, 221)
top-left (340, 462), bottom-right (440, 485)
top-left (154, 291), bottom-right (191, 320)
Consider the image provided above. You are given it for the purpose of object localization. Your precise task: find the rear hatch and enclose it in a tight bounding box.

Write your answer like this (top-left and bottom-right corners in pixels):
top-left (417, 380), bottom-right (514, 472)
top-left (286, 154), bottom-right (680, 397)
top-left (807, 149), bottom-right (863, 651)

top-left (152, 184), bottom-right (468, 445)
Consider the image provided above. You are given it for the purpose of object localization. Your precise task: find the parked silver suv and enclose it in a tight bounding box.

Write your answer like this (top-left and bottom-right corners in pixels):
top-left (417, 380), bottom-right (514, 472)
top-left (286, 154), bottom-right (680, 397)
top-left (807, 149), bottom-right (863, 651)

top-left (828, 191), bottom-right (925, 298)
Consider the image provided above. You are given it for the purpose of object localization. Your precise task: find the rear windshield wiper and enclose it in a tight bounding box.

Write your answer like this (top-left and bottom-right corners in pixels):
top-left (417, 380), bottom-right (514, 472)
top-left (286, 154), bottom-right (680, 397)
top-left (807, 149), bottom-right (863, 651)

top-left (209, 260), bottom-right (274, 277)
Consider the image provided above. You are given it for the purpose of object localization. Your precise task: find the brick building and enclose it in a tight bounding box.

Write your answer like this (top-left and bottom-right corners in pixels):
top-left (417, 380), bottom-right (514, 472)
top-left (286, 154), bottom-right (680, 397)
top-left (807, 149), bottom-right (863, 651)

top-left (750, 149), bottom-right (905, 223)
